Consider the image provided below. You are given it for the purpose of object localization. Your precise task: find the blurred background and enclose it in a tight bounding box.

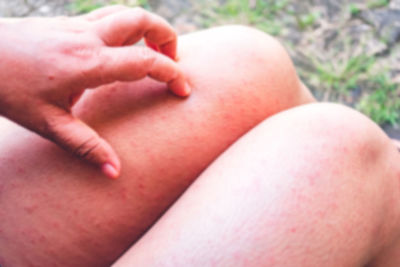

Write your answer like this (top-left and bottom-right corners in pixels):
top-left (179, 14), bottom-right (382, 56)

top-left (1, 0), bottom-right (399, 137)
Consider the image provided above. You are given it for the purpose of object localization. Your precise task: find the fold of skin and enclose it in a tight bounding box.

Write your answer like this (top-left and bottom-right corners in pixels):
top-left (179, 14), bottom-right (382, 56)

top-left (0, 26), bottom-right (314, 267)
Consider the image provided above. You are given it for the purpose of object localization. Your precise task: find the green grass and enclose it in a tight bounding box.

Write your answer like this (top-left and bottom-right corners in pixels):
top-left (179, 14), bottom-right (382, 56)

top-left (70, 0), bottom-right (105, 14)
top-left (308, 54), bottom-right (400, 126)
top-left (69, 0), bottom-right (149, 14)
top-left (349, 3), bottom-right (361, 16)
top-left (295, 12), bottom-right (319, 30)
top-left (357, 74), bottom-right (400, 126)
top-left (311, 54), bottom-right (375, 96)
top-left (368, 0), bottom-right (390, 9)
top-left (204, 0), bottom-right (321, 37)
top-left (204, 0), bottom-right (289, 35)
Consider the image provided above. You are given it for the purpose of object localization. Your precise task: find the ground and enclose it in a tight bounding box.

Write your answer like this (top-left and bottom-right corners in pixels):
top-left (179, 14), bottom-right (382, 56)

top-left (0, 0), bottom-right (399, 138)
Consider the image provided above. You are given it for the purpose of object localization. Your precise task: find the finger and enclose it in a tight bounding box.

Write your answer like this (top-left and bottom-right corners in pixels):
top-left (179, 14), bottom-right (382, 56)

top-left (41, 106), bottom-right (121, 179)
top-left (145, 39), bottom-right (160, 53)
top-left (69, 90), bottom-right (85, 107)
top-left (84, 46), bottom-right (190, 97)
top-left (93, 7), bottom-right (177, 59)
top-left (80, 5), bottom-right (129, 21)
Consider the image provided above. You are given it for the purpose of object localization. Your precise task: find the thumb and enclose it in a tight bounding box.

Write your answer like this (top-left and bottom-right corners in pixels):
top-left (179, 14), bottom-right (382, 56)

top-left (41, 106), bottom-right (121, 179)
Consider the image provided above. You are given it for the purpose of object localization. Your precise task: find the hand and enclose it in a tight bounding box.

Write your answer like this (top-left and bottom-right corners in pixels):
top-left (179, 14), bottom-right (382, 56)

top-left (0, 6), bottom-right (190, 179)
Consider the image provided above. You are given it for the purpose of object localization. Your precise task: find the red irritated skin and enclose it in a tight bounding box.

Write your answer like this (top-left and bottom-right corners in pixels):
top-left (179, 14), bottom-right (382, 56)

top-left (0, 25), bottom-right (313, 267)
top-left (0, 6), bottom-right (190, 179)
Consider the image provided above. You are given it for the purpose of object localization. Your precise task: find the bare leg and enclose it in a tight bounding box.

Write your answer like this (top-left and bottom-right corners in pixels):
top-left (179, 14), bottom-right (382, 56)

top-left (0, 26), bottom-right (313, 266)
top-left (114, 103), bottom-right (400, 267)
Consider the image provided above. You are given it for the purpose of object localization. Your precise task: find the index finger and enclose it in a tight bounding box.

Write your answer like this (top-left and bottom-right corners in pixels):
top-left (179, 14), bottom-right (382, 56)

top-left (93, 7), bottom-right (177, 59)
top-left (80, 46), bottom-right (190, 97)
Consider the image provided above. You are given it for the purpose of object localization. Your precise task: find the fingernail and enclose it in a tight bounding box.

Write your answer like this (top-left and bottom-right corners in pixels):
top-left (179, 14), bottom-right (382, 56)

top-left (102, 163), bottom-right (119, 179)
top-left (183, 82), bottom-right (191, 96)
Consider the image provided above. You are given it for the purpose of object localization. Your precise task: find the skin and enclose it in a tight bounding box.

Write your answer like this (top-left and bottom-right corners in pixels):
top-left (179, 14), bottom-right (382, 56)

top-left (0, 6), bottom-right (190, 178)
top-left (0, 25), bottom-right (313, 266)
top-left (3, 20), bottom-right (398, 266)
top-left (114, 103), bottom-right (400, 267)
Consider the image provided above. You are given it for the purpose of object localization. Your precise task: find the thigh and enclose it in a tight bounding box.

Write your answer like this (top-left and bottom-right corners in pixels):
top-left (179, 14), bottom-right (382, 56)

top-left (0, 26), bottom-right (313, 267)
top-left (113, 103), bottom-right (400, 267)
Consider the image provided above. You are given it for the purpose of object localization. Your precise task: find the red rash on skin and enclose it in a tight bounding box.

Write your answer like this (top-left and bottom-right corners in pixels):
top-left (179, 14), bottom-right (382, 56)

top-left (119, 188), bottom-right (128, 201)
top-left (38, 234), bottom-right (47, 243)
top-left (138, 183), bottom-right (145, 191)
top-left (24, 205), bottom-right (37, 214)
top-left (9, 182), bottom-right (18, 189)
top-left (107, 218), bottom-right (116, 227)
top-left (72, 209), bottom-right (79, 216)
top-left (263, 256), bottom-right (276, 266)
top-left (19, 229), bottom-right (28, 236)
top-left (52, 222), bottom-right (60, 229)
top-left (94, 221), bottom-right (101, 229)
top-left (130, 140), bottom-right (138, 146)
top-left (151, 194), bottom-right (164, 202)
top-left (223, 113), bottom-right (233, 121)
top-left (16, 167), bottom-right (26, 175)
top-left (316, 210), bottom-right (327, 219)
top-left (308, 175), bottom-right (316, 186)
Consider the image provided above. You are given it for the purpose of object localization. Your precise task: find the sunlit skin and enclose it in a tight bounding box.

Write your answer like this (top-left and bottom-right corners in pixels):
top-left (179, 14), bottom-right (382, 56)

top-left (1, 9), bottom-right (400, 267)
top-left (0, 23), bottom-right (312, 266)
top-left (0, 5), bottom-right (190, 179)
top-left (114, 103), bottom-right (400, 267)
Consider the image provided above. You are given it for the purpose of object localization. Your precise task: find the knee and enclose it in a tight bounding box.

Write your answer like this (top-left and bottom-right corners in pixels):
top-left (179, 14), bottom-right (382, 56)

top-left (239, 102), bottom-right (394, 195)
top-left (178, 25), bottom-right (314, 114)
top-left (261, 103), bottom-right (399, 257)
top-left (198, 103), bottom-right (397, 265)
top-left (266, 103), bottom-right (389, 168)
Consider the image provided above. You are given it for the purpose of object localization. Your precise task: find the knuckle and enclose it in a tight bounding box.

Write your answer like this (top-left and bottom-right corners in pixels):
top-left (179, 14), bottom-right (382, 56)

top-left (78, 47), bottom-right (108, 85)
top-left (72, 136), bottom-right (101, 161)
top-left (131, 7), bottom-right (149, 26)
top-left (137, 46), bottom-right (156, 69)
